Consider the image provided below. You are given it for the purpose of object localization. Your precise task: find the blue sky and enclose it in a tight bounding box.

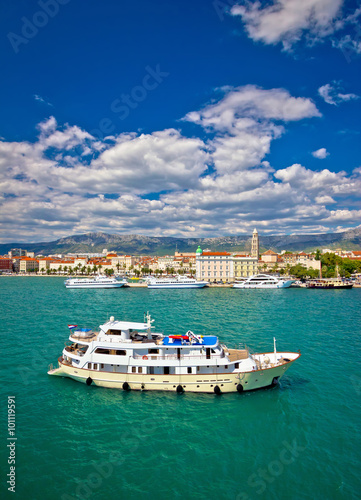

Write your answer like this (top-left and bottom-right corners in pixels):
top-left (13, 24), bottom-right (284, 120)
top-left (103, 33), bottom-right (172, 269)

top-left (0, 0), bottom-right (360, 243)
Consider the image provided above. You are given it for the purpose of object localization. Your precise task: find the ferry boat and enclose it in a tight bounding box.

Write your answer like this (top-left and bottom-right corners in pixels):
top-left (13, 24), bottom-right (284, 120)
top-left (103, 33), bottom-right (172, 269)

top-left (233, 274), bottom-right (294, 289)
top-left (147, 276), bottom-right (208, 289)
top-left (48, 314), bottom-right (301, 394)
top-left (305, 278), bottom-right (353, 289)
top-left (64, 275), bottom-right (127, 289)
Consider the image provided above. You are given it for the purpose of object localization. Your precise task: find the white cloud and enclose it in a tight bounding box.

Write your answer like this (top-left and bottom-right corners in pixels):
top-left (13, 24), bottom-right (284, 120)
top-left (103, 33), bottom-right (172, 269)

top-left (318, 83), bottom-right (359, 106)
top-left (231, 0), bottom-right (343, 50)
top-left (312, 148), bottom-right (329, 159)
top-left (0, 88), bottom-right (359, 242)
top-left (184, 85), bottom-right (321, 132)
top-left (184, 85), bottom-right (320, 175)
top-left (34, 94), bottom-right (53, 106)
top-left (231, 0), bottom-right (361, 55)
top-left (315, 195), bottom-right (336, 204)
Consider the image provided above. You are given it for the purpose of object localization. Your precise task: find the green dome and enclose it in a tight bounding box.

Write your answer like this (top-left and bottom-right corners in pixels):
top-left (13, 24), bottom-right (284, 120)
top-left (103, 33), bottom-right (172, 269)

top-left (196, 246), bottom-right (202, 254)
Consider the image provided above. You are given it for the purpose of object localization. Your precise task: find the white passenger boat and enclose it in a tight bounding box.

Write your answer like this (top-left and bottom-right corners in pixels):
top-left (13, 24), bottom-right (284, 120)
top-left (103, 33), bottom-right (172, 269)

top-left (64, 275), bottom-right (127, 289)
top-left (233, 274), bottom-right (294, 289)
top-left (147, 276), bottom-right (208, 289)
top-left (48, 313), bottom-right (300, 394)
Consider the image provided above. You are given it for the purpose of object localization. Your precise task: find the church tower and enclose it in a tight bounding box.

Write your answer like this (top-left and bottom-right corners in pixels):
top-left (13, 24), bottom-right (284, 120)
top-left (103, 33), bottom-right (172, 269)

top-left (251, 228), bottom-right (259, 259)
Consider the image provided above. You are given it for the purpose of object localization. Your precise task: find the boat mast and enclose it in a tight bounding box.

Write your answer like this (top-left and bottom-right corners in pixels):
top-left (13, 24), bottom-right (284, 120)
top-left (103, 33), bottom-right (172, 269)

top-left (273, 337), bottom-right (277, 363)
top-left (146, 312), bottom-right (154, 339)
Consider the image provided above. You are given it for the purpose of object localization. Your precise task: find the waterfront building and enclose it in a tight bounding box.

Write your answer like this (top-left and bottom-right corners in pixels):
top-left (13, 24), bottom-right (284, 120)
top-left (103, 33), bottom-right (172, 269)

top-left (196, 247), bottom-right (234, 282)
top-left (260, 249), bottom-right (279, 264)
top-left (280, 252), bottom-right (321, 271)
top-left (0, 257), bottom-right (13, 273)
top-left (49, 260), bottom-right (75, 272)
top-left (111, 255), bottom-right (136, 273)
top-left (233, 255), bottom-right (259, 279)
top-left (38, 257), bottom-right (59, 272)
top-left (19, 257), bottom-right (39, 273)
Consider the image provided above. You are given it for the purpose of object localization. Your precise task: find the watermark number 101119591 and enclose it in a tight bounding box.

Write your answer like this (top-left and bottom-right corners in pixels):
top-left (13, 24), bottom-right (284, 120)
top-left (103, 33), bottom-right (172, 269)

top-left (7, 396), bottom-right (16, 493)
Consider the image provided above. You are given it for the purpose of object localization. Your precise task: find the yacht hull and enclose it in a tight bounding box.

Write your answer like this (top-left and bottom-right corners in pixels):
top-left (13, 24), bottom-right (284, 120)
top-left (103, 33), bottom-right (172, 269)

top-left (147, 284), bottom-right (207, 289)
top-left (65, 283), bottom-right (125, 289)
top-left (233, 280), bottom-right (294, 289)
top-left (49, 352), bottom-right (300, 394)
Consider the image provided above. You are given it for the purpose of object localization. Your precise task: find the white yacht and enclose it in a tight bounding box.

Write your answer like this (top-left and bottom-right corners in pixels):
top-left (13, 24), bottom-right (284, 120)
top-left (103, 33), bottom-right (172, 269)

top-left (147, 276), bottom-right (208, 289)
top-left (233, 274), bottom-right (294, 289)
top-left (48, 313), bottom-right (300, 394)
top-left (64, 275), bottom-right (127, 289)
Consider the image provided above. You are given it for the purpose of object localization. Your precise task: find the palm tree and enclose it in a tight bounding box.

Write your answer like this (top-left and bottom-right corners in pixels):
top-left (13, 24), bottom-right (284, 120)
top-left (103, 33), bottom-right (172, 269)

top-left (64, 266), bottom-right (68, 275)
top-left (58, 265), bottom-right (63, 275)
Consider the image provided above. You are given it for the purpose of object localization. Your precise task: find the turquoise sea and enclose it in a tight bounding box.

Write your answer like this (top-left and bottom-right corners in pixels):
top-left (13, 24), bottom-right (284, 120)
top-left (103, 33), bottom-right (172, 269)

top-left (1, 277), bottom-right (360, 500)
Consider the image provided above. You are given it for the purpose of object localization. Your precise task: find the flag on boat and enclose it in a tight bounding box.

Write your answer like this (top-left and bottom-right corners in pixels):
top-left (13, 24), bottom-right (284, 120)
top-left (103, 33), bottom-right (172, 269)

top-left (68, 324), bottom-right (78, 330)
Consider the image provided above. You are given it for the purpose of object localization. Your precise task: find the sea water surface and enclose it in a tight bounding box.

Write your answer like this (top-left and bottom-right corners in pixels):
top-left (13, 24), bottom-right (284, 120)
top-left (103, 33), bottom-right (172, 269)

top-left (1, 277), bottom-right (360, 500)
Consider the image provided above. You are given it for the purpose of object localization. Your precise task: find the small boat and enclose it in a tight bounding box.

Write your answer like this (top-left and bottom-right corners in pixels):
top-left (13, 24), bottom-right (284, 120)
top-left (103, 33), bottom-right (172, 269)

top-left (64, 275), bottom-right (127, 289)
top-left (48, 313), bottom-right (301, 394)
top-left (305, 279), bottom-right (353, 289)
top-left (233, 274), bottom-right (294, 289)
top-left (147, 276), bottom-right (208, 289)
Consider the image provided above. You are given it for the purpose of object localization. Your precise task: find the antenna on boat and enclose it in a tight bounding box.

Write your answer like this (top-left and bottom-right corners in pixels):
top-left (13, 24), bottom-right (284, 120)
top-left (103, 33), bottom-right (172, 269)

top-left (146, 311), bottom-right (154, 339)
top-left (273, 337), bottom-right (277, 363)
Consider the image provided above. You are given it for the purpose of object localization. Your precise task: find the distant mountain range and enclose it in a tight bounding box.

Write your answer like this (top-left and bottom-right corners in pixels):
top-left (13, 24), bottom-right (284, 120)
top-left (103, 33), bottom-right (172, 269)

top-left (1, 226), bottom-right (361, 256)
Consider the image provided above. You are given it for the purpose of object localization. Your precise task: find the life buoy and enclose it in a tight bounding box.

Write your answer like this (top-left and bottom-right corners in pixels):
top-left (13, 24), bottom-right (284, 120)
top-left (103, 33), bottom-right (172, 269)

top-left (142, 355), bottom-right (148, 360)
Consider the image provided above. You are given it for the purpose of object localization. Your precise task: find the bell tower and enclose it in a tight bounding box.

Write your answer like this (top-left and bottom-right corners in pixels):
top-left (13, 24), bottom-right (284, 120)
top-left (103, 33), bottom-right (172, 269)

top-left (251, 228), bottom-right (259, 259)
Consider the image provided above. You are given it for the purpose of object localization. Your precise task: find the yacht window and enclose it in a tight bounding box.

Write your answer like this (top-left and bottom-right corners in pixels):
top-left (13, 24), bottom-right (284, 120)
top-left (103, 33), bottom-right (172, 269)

top-left (235, 363), bottom-right (239, 369)
top-left (100, 364), bottom-right (104, 369)
top-left (93, 364), bottom-right (98, 370)
top-left (187, 367), bottom-right (192, 374)
top-left (132, 367), bottom-right (136, 373)
top-left (148, 349), bottom-right (159, 354)
top-left (106, 329), bottom-right (122, 335)
top-left (115, 350), bottom-right (126, 356)
top-left (164, 367), bottom-right (170, 375)
top-left (95, 348), bottom-right (111, 354)
top-left (138, 367), bottom-right (142, 373)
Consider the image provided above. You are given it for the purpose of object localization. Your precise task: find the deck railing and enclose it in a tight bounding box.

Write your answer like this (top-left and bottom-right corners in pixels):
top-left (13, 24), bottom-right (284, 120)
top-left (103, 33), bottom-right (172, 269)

top-left (132, 352), bottom-right (225, 361)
